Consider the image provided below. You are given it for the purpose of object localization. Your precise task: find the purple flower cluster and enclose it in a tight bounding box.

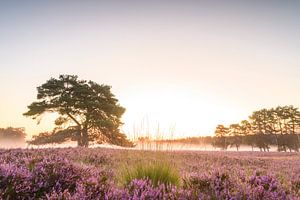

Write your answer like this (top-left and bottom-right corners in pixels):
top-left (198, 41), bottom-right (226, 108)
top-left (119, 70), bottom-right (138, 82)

top-left (183, 170), bottom-right (234, 199)
top-left (247, 173), bottom-right (287, 200)
top-left (182, 169), bottom-right (299, 200)
top-left (0, 155), bottom-right (113, 199)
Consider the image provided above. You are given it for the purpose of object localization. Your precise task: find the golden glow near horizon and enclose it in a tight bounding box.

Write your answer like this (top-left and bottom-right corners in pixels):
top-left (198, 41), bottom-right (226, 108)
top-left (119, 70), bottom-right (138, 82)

top-left (0, 1), bottom-right (299, 140)
top-left (0, 82), bottom-right (253, 140)
top-left (120, 85), bottom-right (247, 139)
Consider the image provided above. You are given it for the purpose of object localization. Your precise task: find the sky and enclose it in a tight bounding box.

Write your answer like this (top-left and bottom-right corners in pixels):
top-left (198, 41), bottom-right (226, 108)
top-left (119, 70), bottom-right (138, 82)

top-left (0, 0), bottom-right (299, 140)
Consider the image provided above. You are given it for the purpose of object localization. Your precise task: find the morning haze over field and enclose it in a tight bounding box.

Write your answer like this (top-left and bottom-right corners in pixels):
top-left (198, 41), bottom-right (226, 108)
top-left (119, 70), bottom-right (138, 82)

top-left (0, 0), bottom-right (299, 140)
top-left (1, 1), bottom-right (300, 199)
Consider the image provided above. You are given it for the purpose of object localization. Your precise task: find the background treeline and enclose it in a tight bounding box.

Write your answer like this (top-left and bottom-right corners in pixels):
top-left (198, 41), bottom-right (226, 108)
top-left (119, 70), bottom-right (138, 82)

top-left (154, 106), bottom-right (300, 152)
top-left (213, 105), bottom-right (300, 152)
top-left (0, 127), bottom-right (26, 142)
top-left (1, 106), bottom-right (299, 152)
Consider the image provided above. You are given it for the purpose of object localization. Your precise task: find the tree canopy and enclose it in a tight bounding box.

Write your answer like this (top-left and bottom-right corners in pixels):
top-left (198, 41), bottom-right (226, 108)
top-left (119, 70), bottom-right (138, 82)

top-left (213, 105), bottom-right (300, 152)
top-left (0, 127), bottom-right (26, 142)
top-left (24, 75), bottom-right (133, 147)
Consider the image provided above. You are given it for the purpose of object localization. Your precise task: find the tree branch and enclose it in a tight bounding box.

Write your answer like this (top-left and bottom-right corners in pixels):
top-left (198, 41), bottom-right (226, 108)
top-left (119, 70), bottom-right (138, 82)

top-left (66, 113), bottom-right (81, 128)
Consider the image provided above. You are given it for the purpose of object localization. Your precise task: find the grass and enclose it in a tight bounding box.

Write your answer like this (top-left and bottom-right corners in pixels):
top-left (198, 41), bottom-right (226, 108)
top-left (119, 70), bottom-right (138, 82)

top-left (120, 160), bottom-right (180, 187)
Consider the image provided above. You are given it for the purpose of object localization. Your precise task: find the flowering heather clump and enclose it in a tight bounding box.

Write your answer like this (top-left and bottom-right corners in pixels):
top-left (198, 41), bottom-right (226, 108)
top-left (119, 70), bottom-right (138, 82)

top-left (123, 179), bottom-right (185, 199)
top-left (0, 152), bottom-right (113, 199)
top-left (0, 163), bottom-right (32, 198)
top-left (183, 170), bottom-right (234, 199)
top-left (0, 148), bottom-right (300, 199)
top-left (182, 169), bottom-right (296, 200)
top-left (247, 172), bottom-right (288, 200)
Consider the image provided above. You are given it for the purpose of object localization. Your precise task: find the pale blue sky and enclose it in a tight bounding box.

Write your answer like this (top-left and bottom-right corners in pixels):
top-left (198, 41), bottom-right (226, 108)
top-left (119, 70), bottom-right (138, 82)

top-left (0, 1), bottom-right (299, 139)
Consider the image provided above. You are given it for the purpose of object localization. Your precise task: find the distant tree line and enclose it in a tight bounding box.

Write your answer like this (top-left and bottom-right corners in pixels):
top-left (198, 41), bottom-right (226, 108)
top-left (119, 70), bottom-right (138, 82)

top-left (213, 106), bottom-right (300, 152)
top-left (0, 127), bottom-right (26, 143)
top-left (153, 136), bottom-right (214, 145)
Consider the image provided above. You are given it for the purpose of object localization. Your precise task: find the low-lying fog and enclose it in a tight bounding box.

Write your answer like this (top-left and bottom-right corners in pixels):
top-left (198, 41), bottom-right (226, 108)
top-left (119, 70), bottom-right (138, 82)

top-left (0, 140), bottom-right (283, 152)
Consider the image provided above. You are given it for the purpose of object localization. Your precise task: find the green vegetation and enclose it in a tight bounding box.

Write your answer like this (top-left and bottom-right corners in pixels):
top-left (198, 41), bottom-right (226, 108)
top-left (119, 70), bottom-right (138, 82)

top-left (213, 105), bottom-right (300, 152)
top-left (23, 74), bottom-right (133, 147)
top-left (120, 161), bottom-right (180, 187)
top-left (1, 148), bottom-right (300, 199)
top-left (0, 127), bottom-right (26, 142)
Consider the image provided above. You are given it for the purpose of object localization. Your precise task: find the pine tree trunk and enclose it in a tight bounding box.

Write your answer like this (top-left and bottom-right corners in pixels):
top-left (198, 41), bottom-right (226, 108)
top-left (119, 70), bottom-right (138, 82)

top-left (77, 130), bottom-right (83, 147)
top-left (82, 128), bottom-right (89, 147)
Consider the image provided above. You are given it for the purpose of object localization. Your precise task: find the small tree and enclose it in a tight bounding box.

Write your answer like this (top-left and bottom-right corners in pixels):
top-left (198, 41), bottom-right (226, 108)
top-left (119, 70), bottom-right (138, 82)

top-left (0, 127), bottom-right (26, 142)
top-left (249, 110), bottom-right (271, 151)
top-left (229, 123), bottom-right (242, 151)
top-left (213, 124), bottom-right (229, 150)
top-left (240, 120), bottom-right (255, 151)
top-left (24, 75), bottom-right (133, 147)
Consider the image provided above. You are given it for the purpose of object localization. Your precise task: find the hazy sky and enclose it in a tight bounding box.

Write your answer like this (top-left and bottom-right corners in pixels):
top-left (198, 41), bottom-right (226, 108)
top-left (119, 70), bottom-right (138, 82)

top-left (0, 0), bottom-right (299, 139)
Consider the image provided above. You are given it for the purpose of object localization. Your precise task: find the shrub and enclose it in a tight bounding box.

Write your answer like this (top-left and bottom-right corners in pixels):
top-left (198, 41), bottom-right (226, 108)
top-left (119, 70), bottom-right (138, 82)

top-left (121, 161), bottom-right (180, 187)
top-left (123, 179), bottom-right (192, 199)
top-left (0, 155), bottom-right (113, 199)
top-left (183, 170), bottom-right (233, 199)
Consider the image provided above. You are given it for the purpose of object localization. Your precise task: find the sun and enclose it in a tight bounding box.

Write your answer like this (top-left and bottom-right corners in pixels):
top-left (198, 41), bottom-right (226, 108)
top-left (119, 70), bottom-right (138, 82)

top-left (119, 84), bottom-right (241, 139)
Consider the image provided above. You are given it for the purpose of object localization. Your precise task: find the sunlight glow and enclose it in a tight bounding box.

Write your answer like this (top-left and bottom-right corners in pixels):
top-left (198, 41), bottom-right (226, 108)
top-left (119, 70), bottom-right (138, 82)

top-left (121, 85), bottom-right (246, 139)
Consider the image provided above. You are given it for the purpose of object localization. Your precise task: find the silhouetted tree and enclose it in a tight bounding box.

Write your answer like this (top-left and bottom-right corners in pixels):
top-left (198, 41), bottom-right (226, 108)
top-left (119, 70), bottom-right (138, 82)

top-left (286, 106), bottom-right (300, 151)
top-left (0, 127), bottom-right (26, 142)
top-left (213, 124), bottom-right (229, 150)
top-left (24, 75), bottom-right (133, 147)
top-left (249, 110), bottom-right (271, 151)
top-left (211, 106), bottom-right (300, 152)
top-left (228, 123), bottom-right (243, 151)
top-left (275, 106), bottom-right (300, 151)
top-left (287, 106), bottom-right (300, 134)
top-left (240, 120), bottom-right (255, 150)
top-left (242, 106), bottom-right (300, 152)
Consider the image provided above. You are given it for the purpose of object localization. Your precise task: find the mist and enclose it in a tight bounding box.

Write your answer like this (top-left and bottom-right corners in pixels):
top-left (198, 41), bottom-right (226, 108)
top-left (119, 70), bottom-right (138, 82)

top-left (0, 139), bottom-right (26, 149)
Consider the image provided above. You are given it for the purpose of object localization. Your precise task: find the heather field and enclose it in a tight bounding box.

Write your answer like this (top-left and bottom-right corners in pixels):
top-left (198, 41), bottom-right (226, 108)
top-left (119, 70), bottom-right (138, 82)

top-left (1, 148), bottom-right (300, 199)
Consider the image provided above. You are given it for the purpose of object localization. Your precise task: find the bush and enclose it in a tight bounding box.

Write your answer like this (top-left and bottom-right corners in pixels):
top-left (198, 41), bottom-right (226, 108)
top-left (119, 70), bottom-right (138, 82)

top-left (0, 155), bottom-right (112, 199)
top-left (121, 161), bottom-right (180, 187)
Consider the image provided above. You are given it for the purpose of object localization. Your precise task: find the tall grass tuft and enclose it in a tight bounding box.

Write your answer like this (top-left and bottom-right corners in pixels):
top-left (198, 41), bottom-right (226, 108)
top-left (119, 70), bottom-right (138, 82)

top-left (121, 161), bottom-right (180, 187)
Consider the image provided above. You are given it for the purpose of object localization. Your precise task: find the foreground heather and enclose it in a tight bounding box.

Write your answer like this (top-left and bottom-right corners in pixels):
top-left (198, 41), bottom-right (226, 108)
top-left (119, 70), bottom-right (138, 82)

top-left (0, 148), bottom-right (299, 199)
